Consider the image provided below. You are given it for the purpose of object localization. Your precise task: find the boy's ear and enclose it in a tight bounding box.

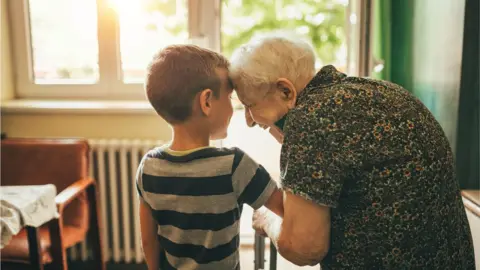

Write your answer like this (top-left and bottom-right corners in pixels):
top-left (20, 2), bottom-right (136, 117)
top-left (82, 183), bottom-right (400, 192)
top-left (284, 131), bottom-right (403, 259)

top-left (199, 88), bottom-right (213, 116)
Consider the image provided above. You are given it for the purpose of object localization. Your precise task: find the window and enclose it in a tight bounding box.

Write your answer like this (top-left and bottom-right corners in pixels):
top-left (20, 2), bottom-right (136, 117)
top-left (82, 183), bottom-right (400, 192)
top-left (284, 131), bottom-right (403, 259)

top-left (221, 0), bottom-right (352, 110)
top-left (9, 0), bottom-right (214, 99)
top-left (8, 0), bottom-right (367, 100)
top-left (28, 0), bottom-right (99, 83)
top-left (114, 0), bottom-right (189, 83)
top-left (221, 0), bottom-right (349, 70)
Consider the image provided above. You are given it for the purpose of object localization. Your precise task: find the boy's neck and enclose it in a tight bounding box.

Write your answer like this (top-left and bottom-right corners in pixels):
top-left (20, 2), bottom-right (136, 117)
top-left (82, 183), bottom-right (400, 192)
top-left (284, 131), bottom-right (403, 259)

top-left (170, 123), bottom-right (210, 151)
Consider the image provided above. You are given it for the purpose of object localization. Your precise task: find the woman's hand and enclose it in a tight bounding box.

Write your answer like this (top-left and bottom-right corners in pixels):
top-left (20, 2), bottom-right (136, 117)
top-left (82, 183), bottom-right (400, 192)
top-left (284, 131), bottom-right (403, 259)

top-left (252, 208), bottom-right (268, 237)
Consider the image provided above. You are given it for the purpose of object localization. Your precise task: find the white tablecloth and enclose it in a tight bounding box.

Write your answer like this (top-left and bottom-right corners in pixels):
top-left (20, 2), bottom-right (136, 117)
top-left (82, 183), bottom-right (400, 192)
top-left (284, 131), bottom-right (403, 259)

top-left (0, 184), bottom-right (59, 248)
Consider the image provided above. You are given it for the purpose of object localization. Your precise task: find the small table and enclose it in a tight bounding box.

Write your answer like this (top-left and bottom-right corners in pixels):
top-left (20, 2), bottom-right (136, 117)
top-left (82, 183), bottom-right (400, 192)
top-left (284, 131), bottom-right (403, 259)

top-left (1, 184), bottom-right (58, 269)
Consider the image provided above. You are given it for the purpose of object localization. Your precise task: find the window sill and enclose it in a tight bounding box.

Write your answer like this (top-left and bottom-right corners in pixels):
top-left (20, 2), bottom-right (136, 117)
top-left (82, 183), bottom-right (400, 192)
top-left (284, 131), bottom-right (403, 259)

top-left (1, 100), bottom-right (156, 115)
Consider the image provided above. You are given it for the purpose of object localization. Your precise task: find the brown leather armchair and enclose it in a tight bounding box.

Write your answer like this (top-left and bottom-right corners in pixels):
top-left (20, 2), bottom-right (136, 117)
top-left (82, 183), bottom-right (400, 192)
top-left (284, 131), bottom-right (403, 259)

top-left (1, 138), bottom-right (105, 270)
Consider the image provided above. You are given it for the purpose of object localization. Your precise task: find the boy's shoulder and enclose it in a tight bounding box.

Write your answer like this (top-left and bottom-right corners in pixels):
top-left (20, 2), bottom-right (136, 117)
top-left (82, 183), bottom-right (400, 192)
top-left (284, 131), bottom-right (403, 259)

top-left (137, 145), bottom-right (257, 179)
top-left (141, 145), bottom-right (248, 162)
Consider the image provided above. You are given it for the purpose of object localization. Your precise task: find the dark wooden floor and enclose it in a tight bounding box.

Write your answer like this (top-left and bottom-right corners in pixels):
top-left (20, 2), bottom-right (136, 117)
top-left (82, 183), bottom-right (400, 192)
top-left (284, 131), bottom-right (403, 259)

top-left (69, 261), bottom-right (147, 270)
top-left (1, 261), bottom-right (147, 270)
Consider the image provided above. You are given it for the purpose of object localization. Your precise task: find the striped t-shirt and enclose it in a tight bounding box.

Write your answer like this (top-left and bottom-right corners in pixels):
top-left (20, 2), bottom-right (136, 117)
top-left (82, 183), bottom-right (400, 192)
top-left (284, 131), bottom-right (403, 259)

top-left (136, 146), bottom-right (277, 270)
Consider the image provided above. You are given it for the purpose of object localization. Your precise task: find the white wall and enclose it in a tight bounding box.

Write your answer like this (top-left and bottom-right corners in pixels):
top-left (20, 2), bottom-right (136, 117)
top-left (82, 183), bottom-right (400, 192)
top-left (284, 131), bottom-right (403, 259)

top-left (412, 0), bottom-right (466, 152)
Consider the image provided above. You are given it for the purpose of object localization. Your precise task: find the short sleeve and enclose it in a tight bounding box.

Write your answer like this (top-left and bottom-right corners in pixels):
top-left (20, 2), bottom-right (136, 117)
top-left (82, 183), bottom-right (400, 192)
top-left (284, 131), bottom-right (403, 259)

top-left (281, 93), bottom-right (364, 208)
top-left (231, 149), bottom-right (278, 210)
top-left (135, 157), bottom-right (147, 200)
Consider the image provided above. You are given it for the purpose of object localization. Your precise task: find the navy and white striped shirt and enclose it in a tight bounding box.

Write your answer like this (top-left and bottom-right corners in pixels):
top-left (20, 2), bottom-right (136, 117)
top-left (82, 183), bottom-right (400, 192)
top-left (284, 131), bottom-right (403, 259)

top-left (136, 146), bottom-right (277, 270)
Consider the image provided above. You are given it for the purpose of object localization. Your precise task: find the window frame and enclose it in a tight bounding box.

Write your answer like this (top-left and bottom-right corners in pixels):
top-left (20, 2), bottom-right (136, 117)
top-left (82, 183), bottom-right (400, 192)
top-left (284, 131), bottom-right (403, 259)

top-left (8, 0), bottom-right (221, 100)
top-left (8, 0), bottom-right (369, 100)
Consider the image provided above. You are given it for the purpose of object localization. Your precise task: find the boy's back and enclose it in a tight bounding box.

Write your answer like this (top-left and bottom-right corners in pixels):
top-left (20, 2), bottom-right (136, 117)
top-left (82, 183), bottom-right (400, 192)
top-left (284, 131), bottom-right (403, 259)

top-left (136, 145), bottom-right (277, 269)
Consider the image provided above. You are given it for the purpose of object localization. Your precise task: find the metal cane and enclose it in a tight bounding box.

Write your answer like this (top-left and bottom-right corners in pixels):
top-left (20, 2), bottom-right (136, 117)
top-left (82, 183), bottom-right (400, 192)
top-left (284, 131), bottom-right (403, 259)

top-left (254, 234), bottom-right (265, 270)
top-left (270, 241), bottom-right (277, 270)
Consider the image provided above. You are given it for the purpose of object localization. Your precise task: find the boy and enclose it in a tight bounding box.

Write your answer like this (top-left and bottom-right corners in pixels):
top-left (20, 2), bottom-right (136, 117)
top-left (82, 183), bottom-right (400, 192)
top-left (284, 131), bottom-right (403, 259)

top-left (136, 45), bottom-right (283, 270)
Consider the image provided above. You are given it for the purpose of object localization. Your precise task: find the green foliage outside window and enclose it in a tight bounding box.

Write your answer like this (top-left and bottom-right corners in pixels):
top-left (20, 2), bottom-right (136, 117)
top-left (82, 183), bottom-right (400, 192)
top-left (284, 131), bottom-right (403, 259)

top-left (144, 0), bottom-right (346, 65)
top-left (220, 0), bottom-right (346, 64)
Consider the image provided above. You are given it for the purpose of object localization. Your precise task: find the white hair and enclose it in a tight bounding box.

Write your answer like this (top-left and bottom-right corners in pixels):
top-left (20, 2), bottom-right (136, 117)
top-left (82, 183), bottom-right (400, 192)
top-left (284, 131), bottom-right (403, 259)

top-left (229, 31), bottom-right (317, 101)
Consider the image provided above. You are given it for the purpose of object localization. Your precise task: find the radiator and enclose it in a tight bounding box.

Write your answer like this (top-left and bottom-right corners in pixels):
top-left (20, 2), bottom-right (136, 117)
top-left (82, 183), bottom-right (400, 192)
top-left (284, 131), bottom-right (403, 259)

top-left (68, 139), bottom-right (162, 263)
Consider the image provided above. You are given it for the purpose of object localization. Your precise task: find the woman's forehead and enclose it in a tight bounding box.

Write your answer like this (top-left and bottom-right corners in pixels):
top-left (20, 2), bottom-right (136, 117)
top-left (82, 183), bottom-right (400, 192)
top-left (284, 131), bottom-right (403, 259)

top-left (236, 91), bottom-right (264, 109)
top-left (233, 88), bottom-right (250, 104)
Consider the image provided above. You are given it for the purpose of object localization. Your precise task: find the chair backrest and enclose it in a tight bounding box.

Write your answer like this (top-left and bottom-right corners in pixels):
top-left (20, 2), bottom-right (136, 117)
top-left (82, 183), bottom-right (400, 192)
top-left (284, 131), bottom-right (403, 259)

top-left (1, 138), bottom-right (90, 230)
top-left (1, 138), bottom-right (89, 189)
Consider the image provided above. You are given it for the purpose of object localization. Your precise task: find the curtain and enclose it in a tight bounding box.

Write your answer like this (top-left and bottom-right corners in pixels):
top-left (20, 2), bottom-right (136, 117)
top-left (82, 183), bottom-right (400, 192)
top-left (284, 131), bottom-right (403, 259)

top-left (371, 0), bottom-right (415, 93)
top-left (455, 0), bottom-right (479, 189)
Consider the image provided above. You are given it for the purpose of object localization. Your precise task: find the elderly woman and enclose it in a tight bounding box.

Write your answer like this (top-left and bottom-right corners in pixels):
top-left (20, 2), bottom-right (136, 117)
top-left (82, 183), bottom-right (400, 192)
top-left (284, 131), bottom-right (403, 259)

top-left (229, 34), bottom-right (475, 269)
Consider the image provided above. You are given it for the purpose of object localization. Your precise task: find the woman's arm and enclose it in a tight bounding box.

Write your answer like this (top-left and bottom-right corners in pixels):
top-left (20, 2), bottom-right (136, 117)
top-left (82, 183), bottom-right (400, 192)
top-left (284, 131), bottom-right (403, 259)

top-left (139, 199), bottom-right (161, 270)
top-left (253, 191), bottom-right (330, 266)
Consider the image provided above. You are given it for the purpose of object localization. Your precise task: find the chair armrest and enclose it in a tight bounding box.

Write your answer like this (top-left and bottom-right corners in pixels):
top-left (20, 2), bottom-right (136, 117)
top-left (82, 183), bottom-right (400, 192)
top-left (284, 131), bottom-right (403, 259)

top-left (464, 198), bottom-right (480, 218)
top-left (462, 190), bottom-right (480, 218)
top-left (55, 178), bottom-right (95, 213)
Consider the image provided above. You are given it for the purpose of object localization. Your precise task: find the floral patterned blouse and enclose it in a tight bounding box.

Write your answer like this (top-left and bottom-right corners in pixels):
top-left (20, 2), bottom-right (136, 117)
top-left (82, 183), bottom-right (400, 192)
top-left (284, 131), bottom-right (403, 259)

top-left (280, 65), bottom-right (475, 269)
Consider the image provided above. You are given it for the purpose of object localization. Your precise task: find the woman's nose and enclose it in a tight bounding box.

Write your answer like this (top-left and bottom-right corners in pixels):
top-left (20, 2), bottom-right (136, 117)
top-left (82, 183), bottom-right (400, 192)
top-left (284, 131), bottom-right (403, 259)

top-left (244, 109), bottom-right (256, 127)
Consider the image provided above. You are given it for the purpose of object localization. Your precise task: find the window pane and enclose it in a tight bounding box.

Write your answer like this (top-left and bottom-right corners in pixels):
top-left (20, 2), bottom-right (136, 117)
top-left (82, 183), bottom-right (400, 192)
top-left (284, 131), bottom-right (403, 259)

top-left (29, 0), bottom-right (99, 83)
top-left (113, 0), bottom-right (188, 83)
top-left (221, 0), bottom-right (349, 71)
